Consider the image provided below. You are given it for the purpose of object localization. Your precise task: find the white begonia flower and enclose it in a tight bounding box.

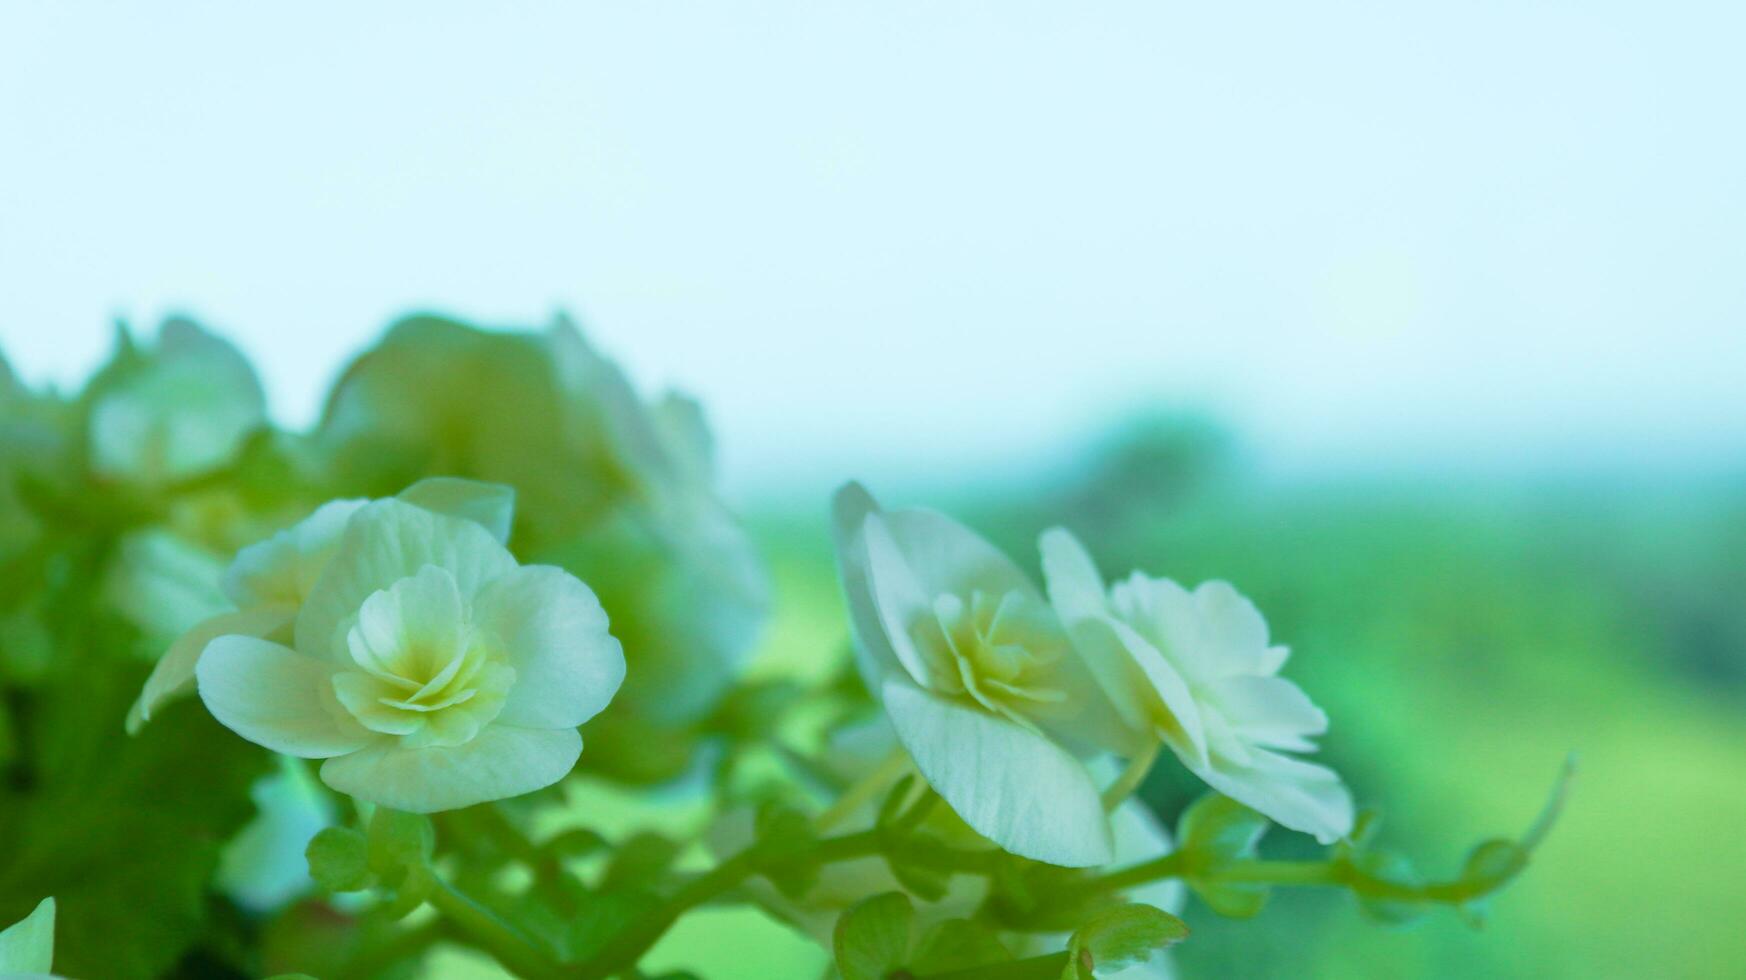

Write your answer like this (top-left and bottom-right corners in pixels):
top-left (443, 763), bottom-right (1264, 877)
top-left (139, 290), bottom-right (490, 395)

top-left (0, 896), bottom-right (58, 979)
top-left (87, 319), bottom-right (266, 484)
top-left (546, 318), bottom-right (769, 717)
top-left (1040, 528), bottom-right (1354, 844)
top-left (196, 497), bottom-right (625, 812)
top-left (127, 478), bottom-right (514, 734)
top-left (832, 483), bottom-right (1135, 868)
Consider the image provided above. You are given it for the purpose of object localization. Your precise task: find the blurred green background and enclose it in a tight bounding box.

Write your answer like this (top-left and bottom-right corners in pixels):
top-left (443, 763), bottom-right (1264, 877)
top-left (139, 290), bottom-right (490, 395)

top-left (670, 415), bottom-right (1745, 980)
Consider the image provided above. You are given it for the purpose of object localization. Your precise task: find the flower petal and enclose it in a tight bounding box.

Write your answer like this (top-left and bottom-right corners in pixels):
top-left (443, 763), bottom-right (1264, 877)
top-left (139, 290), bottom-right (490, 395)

top-left (397, 477), bottom-right (517, 545)
top-left (832, 482), bottom-right (910, 687)
top-left (0, 896), bottom-right (54, 974)
top-left (296, 499), bottom-right (517, 661)
top-left (318, 724), bottom-right (582, 812)
top-left (224, 498), bottom-right (366, 608)
top-left (1193, 747), bottom-right (1355, 844)
top-left (861, 512), bottom-right (954, 689)
top-left (128, 603), bottom-right (295, 734)
top-left (1038, 526), bottom-right (1108, 626)
top-left (1193, 581), bottom-right (1272, 675)
top-left (1211, 674), bottom-right (1328, 748)
top-left (1108, 619), bottom-right (1209, 765)
top-left (879, 507), bottom-right (1038, 603)
top-left (881, 679), bottom-right (1112, 867)
top-left (196, 635), bottom-right (372, 758)
top-left (474, 565), bottom-right (626, 729)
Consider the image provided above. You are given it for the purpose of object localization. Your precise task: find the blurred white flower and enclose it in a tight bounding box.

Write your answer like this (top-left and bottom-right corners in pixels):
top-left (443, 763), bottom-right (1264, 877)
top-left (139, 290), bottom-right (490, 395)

top-left (832, 483), bottom-right (1132, 867)
top-left (1041, 528), bottom-right (1354, 843)
top-left (87, 319), bottom-right (265, 484)
top-left (196, 497), bottom-right (625, 812)
top-left (547, 318), bottom-right (769, 718)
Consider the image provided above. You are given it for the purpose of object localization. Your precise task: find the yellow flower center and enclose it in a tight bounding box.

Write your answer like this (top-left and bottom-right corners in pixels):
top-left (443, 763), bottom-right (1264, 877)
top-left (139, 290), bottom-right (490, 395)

top-left (331, 565), bottom-right (515, 748)
top-left (920, 589), bottom-right (1068, 726)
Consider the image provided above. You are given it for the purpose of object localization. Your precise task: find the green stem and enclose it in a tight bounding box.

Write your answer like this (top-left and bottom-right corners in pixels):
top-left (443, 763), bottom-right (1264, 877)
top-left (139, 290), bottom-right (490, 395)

top-left (577, 830), bottom-right (884, 979)
top-left (426, 874), bottom-right (566, 980)
top-left (814, 749), bottom-right (911, 832)
top-left (1100, 742), bottom-right (1161, 811)
top-left (1069, 852), bottom-right (1516, 908)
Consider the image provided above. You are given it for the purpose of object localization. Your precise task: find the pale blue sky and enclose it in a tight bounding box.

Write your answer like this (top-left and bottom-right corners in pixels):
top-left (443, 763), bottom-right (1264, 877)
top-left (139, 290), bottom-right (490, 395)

top-left (2, 3), bottom-right (1742, 494)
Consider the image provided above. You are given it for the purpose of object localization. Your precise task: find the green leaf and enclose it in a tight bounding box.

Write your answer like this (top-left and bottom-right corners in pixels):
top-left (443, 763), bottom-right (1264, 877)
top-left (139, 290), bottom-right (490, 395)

top-left (0, 611), bottom-right (270, 980)
top-left (1063, 904), bottom-right (1190, 979)
top-left (305, 826), bottom-right (373, 892)
top-left (833, 892), bottom-right (915, 980)
top-left (910, 918), bottom-right (1011, 974)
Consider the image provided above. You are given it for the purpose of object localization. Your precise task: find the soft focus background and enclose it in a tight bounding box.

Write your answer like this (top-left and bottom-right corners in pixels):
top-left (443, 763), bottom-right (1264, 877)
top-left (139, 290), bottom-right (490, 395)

top-left (3, 4), bottom-right (1743, 978)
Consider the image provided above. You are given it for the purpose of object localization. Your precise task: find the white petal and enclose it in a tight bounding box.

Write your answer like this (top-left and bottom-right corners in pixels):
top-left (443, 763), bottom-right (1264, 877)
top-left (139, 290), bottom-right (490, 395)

top-left (196, 635), bottom-right (372, 758)
top-left (128, 604), bottom-right (295, 734)
top-left (881, 679), bottom-right (1112, 867)
top-left (397, 477), bottom-right (517, 545)
top-left (474, 565), bottom-right (626, 729)
top-left (861, 513), bottom-right (952, 689)
top-left (1194, 581), bottom-right (1272, 674)
top-left (1108, 619), bottom-right (1209, 765)
top-left (832, 482), bottom-right (908, 687)
top-left (1040, 529), bottom-right (1151, 732)
top-left (224, 498), bottom-right (366, 608)
top-left (1211, 675), bottom-right (1328, 748)
top-left (296, 499), bottom-right (517, 661)
top-left (319, 725), bottom-right (582, 812)
top-left (0, 896), bottom-right (54, 974)
top-left (879, 508), bottom-right (1038, 602)
top-left (1193, 747), bottom-right (1355, 844)
top-left (1038, 527), bottom-right (1109, 626)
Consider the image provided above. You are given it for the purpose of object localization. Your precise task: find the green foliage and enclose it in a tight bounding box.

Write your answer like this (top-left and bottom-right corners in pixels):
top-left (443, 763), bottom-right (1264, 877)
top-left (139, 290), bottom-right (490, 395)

top-left (833, 892), bottom-right (914, 980)
top-left (1062, 904), bottom-right (1190, 979)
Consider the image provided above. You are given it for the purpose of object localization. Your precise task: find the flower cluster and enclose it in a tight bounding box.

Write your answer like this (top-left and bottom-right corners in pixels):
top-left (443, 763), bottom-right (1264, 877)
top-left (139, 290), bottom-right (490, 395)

top-left (0, 314), bottom-right (1560, 979)
top-left (834, 483), bottom-right (1352, 867)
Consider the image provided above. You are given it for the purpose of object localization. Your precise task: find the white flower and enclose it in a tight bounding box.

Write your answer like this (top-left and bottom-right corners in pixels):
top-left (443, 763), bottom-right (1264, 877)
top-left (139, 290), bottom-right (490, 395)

top-left (195, 497), bottom-right (625, 812)
top-left (0, 896), bottom-right (58, 979)
top-left (1040, 528), bottom-right (1354, 843)
top-left (87, 319), bottom-right (265, 484)
top-left (128, 478), bottom-right (512, 734)
top-left (832, 483), bottom-right (1133, 867)
top-left (547, 318), bottom-right (769, 718)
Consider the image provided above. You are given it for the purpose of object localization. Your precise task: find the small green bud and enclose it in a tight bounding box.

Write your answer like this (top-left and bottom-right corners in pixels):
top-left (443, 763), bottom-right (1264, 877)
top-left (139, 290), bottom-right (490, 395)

top-left (305, 826), bottom-right (373, 892)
